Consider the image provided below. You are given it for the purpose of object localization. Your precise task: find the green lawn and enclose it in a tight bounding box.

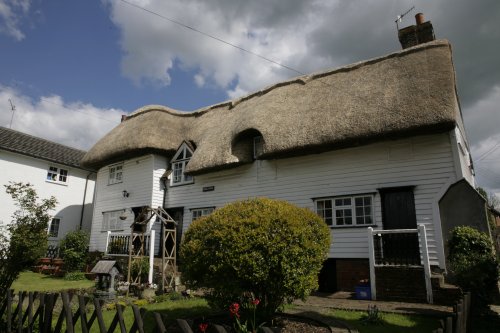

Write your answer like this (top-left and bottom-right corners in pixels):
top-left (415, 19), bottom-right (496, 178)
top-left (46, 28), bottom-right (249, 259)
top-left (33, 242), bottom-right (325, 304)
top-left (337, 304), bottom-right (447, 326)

top-left (10, 273), bottom-right (444, 333)
top-left (12, 271), bottom-right (94, 292)
top-left (327, 309), bottom-right (441, 333)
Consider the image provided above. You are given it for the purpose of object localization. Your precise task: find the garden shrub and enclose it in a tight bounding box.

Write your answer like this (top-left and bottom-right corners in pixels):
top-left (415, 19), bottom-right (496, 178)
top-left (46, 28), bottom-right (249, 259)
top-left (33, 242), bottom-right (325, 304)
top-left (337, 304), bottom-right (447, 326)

top-left (130, 257), bottom-right (150, 282)
top-left (448, 226), bottom-right (499, 304)
top-left (60, 230), bottom-right (90, 272)
top-left (1, 182), bottom-right (57, 297)
top-left (180, 197), bottom-right (331, 319)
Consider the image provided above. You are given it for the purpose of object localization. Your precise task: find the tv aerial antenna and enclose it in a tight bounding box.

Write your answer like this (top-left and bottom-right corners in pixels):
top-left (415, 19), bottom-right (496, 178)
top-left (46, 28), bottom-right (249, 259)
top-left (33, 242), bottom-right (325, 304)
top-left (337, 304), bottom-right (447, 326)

top-left (395, 6), bottom-right (415, 30)
top-left (8, 99), bottom-right (16, 129)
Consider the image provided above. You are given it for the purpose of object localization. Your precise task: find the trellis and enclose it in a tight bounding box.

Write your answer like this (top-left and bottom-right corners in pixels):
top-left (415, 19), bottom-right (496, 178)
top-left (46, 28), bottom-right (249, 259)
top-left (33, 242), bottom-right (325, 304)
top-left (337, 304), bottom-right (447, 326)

top-left (125, 206), bottom-right (177, 291)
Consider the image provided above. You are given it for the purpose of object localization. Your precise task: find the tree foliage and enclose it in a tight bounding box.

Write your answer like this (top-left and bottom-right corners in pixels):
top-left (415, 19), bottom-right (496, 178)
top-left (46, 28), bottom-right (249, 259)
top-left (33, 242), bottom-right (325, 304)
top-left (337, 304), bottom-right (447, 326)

top-left (60, 229), bottom-right (89, 272)
top-left (0, 182), bottom-right (57, 296)
top-left (180, 197), bottom-right (331, 318)
top-left (448, 226), bottom-right (499, 305)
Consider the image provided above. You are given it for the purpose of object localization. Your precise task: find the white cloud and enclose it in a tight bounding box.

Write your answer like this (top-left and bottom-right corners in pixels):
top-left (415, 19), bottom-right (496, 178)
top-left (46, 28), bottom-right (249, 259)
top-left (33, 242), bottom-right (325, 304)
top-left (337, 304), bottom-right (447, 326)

top-left (105, 0), bottom-right (335, 100)
top-left (0, 85), bottom-right (122, 150)
top-left (0, 0), bottom-right (31, 40)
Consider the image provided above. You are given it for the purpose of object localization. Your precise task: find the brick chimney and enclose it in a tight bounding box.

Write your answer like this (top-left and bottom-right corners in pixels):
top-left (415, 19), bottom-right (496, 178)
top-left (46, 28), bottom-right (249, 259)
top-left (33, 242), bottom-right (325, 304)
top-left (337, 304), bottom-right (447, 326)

top-left (398, 13), bottom-right (435, 49)
top-left (121, 115), bottom-right (128, 122)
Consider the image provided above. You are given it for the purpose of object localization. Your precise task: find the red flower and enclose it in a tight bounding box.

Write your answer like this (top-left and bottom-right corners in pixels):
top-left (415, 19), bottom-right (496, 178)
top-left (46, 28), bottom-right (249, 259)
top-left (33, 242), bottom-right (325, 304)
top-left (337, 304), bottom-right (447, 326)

top-left (198, 323), bottom-right (208, 332)
top-left (229, 302), bottom-right (240, 318)
top-left (251, 298), bottom-right (260, 306)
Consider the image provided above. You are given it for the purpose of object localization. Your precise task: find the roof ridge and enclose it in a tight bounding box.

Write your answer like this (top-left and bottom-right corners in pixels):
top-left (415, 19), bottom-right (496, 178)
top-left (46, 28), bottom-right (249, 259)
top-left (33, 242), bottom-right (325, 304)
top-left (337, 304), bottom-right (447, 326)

top-left (0, 126), bottom-right (87, 153)
top-left (125, 39), bottom-right (450, 120)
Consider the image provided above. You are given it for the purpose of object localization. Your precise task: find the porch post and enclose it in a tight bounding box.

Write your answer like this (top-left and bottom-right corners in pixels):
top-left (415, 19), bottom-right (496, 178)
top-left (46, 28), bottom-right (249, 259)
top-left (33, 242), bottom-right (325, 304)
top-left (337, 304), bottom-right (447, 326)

top-left (105, 231), bottom-right (111, 255)
top-left (367, 227), bottom-right (376, 300)
top-left (148, 229), bottom-right (155, 284)
top-left (418, 224), bottom-right (433, 304)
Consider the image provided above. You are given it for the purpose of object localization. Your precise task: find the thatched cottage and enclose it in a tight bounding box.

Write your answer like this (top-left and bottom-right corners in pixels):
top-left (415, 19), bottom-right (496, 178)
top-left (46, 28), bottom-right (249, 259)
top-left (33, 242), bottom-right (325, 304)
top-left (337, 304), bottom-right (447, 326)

top-left (82, 32), bottom-right (490, 301)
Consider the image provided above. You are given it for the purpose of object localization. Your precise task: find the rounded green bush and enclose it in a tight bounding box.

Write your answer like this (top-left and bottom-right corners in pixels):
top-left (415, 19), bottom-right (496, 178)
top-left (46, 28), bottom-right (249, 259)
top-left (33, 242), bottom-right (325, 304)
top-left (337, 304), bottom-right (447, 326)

top-left (448, 226), bottom-right (499, 304)
top-left (180, 197), bottom-right (331, 317)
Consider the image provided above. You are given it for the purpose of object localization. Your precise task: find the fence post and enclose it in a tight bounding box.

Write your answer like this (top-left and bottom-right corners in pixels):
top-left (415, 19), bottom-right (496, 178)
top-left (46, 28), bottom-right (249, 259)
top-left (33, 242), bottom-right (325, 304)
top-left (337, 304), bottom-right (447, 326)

top-left (105, 231), bottom-right (112, 255)
top-left (149, 230), bottom-right (155, 284)
top-left (418, 224), bottom-right (433, 304)
top-left (367, 227), bottom-right (376, 300)
top-left (7, 289), bottom-right (12, 333)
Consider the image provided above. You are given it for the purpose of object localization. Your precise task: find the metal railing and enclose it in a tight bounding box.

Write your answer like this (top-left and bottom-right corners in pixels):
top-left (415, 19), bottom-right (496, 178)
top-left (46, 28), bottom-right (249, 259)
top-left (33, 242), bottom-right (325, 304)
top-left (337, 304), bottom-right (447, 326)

top-left (368, 225), bottom-right (433, 303)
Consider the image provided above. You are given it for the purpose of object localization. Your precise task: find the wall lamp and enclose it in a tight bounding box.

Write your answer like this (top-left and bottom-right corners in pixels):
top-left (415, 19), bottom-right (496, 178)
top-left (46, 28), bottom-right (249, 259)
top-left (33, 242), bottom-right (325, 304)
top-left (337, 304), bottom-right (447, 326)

top-left (122, 190), bottom-right (130, 198)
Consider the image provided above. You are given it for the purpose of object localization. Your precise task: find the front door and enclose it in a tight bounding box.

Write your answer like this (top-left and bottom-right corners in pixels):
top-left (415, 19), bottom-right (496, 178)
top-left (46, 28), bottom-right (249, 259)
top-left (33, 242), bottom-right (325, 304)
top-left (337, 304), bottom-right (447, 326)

top-left (380, 187), bottom-right (420, 265)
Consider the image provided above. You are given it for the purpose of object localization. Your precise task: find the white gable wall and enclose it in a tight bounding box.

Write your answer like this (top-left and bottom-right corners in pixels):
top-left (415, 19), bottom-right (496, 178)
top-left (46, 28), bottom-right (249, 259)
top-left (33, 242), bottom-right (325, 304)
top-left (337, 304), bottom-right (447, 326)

top-left (0, 150), bottom-right (95, 242)
top-left (89, 155), bottom-right (165, 251)
top-left (165, 133), bottom-right (458, 268)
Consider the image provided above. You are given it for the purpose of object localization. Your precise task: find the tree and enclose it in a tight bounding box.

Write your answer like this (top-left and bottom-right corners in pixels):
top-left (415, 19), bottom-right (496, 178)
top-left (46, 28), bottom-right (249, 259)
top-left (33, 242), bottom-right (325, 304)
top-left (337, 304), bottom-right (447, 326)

top-left (0, 182), bottom-right (57, 296)
top-left (180, 197), bottom-right (331, 319)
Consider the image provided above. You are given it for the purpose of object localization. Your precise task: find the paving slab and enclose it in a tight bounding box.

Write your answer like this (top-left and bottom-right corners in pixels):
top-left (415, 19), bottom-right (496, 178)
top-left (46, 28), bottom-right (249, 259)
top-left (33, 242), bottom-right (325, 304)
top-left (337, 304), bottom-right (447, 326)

top-left (296, 292), bottom-right (454, 317)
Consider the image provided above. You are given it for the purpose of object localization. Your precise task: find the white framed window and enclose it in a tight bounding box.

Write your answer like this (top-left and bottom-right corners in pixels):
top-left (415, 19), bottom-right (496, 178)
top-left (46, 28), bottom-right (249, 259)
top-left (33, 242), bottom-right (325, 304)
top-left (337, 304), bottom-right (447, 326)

top-left (48, 217), bottom-right (61, 237)
top-left (253, 136), bottom-right (264, 159)
top-left (171, 142), bottom-right (194, 186)
top-left (191, 207), bottom-right (215, 221)
top-left (315, 195), bottom-right (374, 227)
top-left (102, 210), bottom-right (124, 231)
top-left (108, 163), bottom-right (123, 185)
top-left (46, 166), bottom-right (69, 184)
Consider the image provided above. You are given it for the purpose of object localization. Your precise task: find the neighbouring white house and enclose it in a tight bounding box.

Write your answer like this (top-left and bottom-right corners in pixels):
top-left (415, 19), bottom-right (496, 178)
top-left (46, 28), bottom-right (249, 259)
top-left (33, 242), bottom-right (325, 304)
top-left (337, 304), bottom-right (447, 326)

top-left (81, 17), bottom-right (491, 303)
top-left (0, 127), bottom-right (96, 245)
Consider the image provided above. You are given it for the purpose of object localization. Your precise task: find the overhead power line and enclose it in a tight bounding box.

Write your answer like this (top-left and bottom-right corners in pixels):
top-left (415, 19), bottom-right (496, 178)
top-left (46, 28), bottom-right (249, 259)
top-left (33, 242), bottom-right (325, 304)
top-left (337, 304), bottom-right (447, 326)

top-left (119, 0), bottom-right (304, 76)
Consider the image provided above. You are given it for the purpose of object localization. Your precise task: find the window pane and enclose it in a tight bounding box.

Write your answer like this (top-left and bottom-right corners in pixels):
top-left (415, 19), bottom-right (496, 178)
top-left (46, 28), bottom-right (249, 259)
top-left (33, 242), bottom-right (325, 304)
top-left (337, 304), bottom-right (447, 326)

top-left (344, 209), bottom-right (352, 217)
top-left (335, 199), bottom-right (343, 206)
top-left (185, 149), bottom-right (192, 158)
top-left (345, 216), bottom-right (352, 224)
top-left (364, 197), bottom-right (371, 205)
top-left (343, 198), bottom-right (351, 205)
top-left (317, 201), bottom-right (324, 211)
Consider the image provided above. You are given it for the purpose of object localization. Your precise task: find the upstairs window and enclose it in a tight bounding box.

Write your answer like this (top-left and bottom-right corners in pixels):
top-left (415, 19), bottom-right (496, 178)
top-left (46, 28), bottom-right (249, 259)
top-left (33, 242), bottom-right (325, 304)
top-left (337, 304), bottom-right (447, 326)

top-left (46, 166), bottom-right (68, 184)
top-left (48, 217), bottom-right (61, 237)
top-left (315, 195), bottom-right (374, 227)
top-left (108, 163), bottom-right (123, 185)
top-left (191, 207), bottom-right (215, 221)
top-left (171, 142), bottom-right (194, 186)
top-left (232, 129), bottom-right (265, 162)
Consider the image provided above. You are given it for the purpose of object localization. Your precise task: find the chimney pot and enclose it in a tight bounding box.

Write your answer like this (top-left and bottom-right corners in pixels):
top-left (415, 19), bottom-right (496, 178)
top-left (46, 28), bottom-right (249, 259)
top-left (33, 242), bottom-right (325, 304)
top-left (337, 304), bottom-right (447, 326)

top-left (415, 13), bottom-right (425, 25)
top-left (121, 115), bottom-right (128, 122)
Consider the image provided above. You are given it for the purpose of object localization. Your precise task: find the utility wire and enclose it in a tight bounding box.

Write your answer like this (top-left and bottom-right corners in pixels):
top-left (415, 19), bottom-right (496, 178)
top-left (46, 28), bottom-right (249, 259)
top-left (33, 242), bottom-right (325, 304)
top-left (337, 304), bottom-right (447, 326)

top-left (119, 0), bottom-right (304, 76)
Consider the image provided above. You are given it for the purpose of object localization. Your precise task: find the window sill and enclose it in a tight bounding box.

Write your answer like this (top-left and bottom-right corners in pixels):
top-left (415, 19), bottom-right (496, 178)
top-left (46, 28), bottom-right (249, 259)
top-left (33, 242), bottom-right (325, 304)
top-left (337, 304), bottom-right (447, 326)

top-left (45, 180), bottom-right (68, 186)
top-left (101, 229), bottom-right (125, 233)
top-left (170, 181), bottom-right (194, 187)
top-left (329, 224), bottom-right (378, 229)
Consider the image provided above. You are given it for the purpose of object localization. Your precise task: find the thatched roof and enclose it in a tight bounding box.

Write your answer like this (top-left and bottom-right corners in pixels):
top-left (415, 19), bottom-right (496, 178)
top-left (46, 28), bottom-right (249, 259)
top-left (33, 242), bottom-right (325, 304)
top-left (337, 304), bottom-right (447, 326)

top-left (82, 40), bottom-right (460, 173)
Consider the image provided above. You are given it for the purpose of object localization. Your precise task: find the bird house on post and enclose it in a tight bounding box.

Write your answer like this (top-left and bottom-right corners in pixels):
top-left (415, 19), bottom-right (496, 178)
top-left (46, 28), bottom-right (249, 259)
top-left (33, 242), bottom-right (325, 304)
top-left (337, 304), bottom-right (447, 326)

top-left (91, 260), bottom-right (121, 300)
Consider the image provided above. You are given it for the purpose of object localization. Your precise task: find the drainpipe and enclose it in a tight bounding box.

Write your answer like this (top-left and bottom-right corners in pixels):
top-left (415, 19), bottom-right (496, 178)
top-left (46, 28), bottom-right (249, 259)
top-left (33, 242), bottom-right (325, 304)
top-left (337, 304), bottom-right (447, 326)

top-left (79, 172), bottom-right (94, 230)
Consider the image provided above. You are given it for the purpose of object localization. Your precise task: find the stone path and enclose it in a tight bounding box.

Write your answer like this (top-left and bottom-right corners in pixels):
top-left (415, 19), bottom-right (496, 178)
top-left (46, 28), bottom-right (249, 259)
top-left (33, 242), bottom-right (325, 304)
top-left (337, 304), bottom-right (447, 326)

top-left (287, 292), bottom-right (455, 333)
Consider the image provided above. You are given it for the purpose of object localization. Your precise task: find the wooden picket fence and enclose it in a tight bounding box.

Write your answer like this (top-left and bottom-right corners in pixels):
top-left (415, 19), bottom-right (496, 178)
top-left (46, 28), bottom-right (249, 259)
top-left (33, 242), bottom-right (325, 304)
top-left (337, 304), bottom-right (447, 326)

top-left (433, 292), bottom-right (471, 333)
top-left (0, 290), bottom-right (273, 333)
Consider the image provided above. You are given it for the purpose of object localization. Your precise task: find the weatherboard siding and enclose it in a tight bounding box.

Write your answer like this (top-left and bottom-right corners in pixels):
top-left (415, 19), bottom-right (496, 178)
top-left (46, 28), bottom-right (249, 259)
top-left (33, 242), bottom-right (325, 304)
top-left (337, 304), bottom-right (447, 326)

top-left (89, 155), bottom-right (156, 251)
top-left (165, 133), bottom-right (457, 268)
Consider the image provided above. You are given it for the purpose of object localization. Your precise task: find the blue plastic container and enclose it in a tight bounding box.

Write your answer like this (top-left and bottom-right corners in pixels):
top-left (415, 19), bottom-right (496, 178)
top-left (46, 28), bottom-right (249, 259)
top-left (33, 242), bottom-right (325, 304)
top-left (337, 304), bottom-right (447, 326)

top-left (355, 285), bottom-right (371, 300)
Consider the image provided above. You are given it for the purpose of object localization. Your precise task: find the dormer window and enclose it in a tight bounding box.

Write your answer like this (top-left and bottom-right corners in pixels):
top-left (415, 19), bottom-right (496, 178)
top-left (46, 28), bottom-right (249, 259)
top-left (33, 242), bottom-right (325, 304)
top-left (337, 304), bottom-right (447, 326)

top-left (254, 136), bottom-right (264, 159)
top-left (171, 142), bottom-right (194, 186)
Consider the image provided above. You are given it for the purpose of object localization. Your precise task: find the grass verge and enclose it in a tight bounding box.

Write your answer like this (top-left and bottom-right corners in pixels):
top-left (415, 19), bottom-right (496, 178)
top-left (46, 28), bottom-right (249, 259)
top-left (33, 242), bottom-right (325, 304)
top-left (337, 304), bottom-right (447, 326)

top-left (12, 271), bottom-right (94, 292)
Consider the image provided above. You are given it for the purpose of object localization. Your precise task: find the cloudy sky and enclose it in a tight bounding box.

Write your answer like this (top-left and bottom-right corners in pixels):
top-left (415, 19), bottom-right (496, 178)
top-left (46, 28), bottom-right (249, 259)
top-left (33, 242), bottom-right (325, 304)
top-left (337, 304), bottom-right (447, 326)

top-left (0, 0), bottom-right (499, 194)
